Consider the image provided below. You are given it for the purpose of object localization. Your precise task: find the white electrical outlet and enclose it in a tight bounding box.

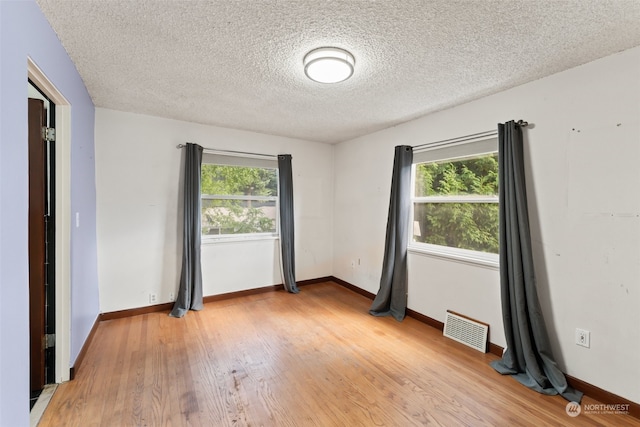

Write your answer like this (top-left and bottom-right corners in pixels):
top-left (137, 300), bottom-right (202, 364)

top-left (575, 328), bottom-right (590, 348)
top-left (149, 293), bottom-right (157, 304)
top-left (169, 292), bottom-right (175, 302)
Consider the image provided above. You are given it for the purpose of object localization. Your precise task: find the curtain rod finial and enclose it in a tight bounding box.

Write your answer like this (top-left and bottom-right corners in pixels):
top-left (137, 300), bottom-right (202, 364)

top-left (517, 120), bottom-right (529, 127)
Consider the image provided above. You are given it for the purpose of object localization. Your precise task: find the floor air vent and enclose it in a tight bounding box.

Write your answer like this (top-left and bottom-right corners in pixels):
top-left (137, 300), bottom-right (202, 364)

top-left (443, 310), bottom-right (489, 353)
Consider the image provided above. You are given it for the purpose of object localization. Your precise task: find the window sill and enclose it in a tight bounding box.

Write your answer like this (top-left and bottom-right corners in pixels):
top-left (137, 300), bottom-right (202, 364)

top-left (408, 243), bottom-right (499, 269)
top-left (201, 234), bottom-right (279, 245)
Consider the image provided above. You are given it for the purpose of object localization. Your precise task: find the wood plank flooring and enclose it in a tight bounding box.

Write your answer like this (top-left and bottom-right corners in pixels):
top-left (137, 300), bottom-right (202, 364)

top-left (39, 282), bottom-right (639, 426)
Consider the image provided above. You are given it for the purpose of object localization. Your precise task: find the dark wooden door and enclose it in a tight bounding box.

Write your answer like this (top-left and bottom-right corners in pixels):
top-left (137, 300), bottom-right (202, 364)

top-left (29, 98), bottom-right (47, 392)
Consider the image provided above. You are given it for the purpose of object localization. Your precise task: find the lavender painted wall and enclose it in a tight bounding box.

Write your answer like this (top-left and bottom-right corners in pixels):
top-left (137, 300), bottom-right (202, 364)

top-left (0, 1), bottom-right (99, 425)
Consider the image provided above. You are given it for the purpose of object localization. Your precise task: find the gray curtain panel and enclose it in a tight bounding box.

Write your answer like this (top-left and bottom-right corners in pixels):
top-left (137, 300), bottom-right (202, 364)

top-left (170, 143), bottom-right (205, 318)
top-left (278, 154), bottom-right (299, 294)
top-left (369, 145), bottom-right (413, 321)
top-left (490, 121), bottom-right (582, 402)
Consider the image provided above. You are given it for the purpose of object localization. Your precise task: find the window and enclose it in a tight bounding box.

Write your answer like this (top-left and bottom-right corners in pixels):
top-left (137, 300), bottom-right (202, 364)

top-left (410, 137), bottom-right (499, 266)
top-left (201, 153), bottom-right (278, 240)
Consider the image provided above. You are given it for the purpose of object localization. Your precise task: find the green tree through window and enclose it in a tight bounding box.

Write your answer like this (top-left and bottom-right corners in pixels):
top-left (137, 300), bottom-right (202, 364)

top-left (201, 164), bottom-right (278, 236)
top-left (413, 153), bottom-right (499, 253)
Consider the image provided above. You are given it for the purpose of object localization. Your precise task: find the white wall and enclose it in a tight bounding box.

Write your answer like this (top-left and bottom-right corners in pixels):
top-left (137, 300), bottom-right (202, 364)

top-left (333, 46), bottom-right (640, 403)
top-left (95, 109), bottom-right (333, 313)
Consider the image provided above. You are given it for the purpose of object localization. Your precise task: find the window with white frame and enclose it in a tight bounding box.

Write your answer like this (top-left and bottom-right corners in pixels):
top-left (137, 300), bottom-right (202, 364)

top-left (410, 136), bottom-right (499, 265)
top-left (200, 153), bottom-right (278, 239)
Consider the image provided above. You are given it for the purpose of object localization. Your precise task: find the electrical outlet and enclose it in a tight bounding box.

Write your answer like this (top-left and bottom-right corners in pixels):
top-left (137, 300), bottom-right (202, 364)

top-left (149, 293), bottom-right (157, 304)
top-left (575, 328), bottom-right (590, 348)
top-left (169, 292), bottom-right (175, 302)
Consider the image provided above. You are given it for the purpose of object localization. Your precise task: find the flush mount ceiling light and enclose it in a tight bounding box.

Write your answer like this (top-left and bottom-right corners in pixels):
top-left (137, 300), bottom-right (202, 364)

top-left (303, 47), bottom-right (355, 84)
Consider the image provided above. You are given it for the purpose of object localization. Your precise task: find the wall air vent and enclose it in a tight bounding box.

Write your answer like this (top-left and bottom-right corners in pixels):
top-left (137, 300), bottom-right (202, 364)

top-left (443, 310), bottom-right (489, 353)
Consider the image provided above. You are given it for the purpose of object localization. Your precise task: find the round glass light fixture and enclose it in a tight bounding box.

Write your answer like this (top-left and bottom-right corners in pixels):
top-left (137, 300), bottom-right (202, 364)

top-left (303, 47), bottom-right (355, 84)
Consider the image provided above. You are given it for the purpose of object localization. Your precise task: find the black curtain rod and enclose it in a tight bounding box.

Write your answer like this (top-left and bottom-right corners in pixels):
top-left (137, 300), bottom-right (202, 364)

top-left (412, 119), bottom-right (529, 151)
top-left (176, 144), bottom-right (277, 159)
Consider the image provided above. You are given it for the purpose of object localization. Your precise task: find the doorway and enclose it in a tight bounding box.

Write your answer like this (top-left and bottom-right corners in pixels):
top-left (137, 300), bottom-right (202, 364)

top-left (28, 81), bottom-right (56, 408)
top-left (27, 58), bottom-right (72, 391)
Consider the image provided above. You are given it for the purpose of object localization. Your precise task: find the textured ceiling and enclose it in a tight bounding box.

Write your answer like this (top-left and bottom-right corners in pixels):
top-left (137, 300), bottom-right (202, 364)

top-left (37, 0), bottom-right (640, 144)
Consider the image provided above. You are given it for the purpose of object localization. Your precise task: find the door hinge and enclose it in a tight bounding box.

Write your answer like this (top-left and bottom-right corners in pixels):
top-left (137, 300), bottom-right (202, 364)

top-left (43, 333), bottom-right (56, 350)
top-left (42, 127), bottom-right (56, 142)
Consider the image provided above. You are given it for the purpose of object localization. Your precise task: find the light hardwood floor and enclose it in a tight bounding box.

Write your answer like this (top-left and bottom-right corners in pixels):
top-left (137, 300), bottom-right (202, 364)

top-left (39, 282), bottom-right (639, 426)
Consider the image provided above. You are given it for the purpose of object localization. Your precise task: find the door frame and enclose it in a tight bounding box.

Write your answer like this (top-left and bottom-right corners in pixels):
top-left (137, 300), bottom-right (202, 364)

top-left (28, 57), bottom-right (71, 383)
